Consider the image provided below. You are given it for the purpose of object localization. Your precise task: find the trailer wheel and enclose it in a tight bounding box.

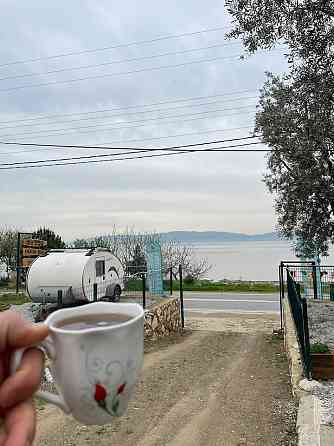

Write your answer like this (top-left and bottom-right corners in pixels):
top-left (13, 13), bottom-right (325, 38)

top-left (110, 285), bottom-right (121, 302)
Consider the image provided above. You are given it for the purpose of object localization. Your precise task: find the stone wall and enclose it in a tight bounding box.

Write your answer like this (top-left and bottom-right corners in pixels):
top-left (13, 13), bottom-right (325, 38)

top-left (144, 297), bottom-right (182, 339)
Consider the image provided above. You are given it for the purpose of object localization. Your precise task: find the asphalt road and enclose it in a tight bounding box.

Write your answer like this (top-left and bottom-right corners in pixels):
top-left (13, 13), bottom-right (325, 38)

top-left (184, 291), bottom-right (280, 314)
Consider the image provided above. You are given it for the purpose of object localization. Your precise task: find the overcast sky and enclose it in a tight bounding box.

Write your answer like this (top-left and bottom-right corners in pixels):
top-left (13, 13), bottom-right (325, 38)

top-left (0, 1), bottom-right (288, 241)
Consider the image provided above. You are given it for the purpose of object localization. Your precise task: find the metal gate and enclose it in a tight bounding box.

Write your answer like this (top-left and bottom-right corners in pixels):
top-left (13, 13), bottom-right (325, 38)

top-left (279, 260), bottom-right (334, 301)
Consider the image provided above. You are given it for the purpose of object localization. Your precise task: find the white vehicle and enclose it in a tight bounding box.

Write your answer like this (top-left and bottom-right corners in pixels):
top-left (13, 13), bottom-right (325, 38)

top-left (26, 248), bottom-right (124, 305)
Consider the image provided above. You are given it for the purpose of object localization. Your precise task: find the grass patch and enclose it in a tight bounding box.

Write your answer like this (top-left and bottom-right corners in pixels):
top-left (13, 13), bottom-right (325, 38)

top-left (125, 278), bottom-right (279, 293)
top-left (271, 330), bottom-right (284, 342)
top-left (34, 397), bottom-right (47, 409)
top-left (0, 292), bottom-right (30, 311)
top-left (310, 343), bottom-right (330, 353)
top-left (0, 279), bottom-right (17, 289)
top-left (170, 280), bottom-right (279, 293)
top-left (125, 278), bottom-right (143, 291)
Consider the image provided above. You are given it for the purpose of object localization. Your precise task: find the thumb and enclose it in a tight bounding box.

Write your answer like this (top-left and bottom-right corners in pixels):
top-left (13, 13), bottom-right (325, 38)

top-left (0, 311), bottom-right (48, 352)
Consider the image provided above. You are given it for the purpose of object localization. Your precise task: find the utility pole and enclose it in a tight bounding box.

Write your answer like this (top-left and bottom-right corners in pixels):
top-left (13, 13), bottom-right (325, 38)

top-left (15, 232), bottom-right (21, 294)
top-left (15, 231), bottom-right (33, 294)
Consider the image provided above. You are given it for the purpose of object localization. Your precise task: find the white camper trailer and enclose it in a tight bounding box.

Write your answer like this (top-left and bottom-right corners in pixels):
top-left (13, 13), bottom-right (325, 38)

top-left (27, 248), bottom-right (124, 304)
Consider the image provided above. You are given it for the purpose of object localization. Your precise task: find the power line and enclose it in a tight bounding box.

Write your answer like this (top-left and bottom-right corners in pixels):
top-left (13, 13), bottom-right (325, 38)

top-left (0, 136), bottom-right (261, 166)
top-left (0, 42), bottom-right (242, 83)
top-left (1, 113), bottom-right (255, 142)
top-left (0, 89), bottom-right (257, 125)
top-left (0, 103), bottom-right (257, 138)
top-left (0, 26), bottom-right (230, 68)
top-left (0, 141), bottom-right (269, 171)
top-left (0, 50), bottom-right (284, 94)
top-left (0, 131), bottom-right (258, 150)
top-left (0, 107), bottom-right (256, 140)
top-left (0, 96), bottom-right (258, 131)
top-left (1, 112), bottom-right (254, 141)
top-left (0, 126), bottom-right (255, 156)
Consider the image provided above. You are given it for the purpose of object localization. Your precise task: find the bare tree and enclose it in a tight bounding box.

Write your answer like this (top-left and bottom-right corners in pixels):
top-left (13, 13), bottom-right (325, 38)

top-left (0, 227), bottom-right (18, 279)
top-left (70, 228), bottom-right (157, 272)
top-left (161, 239), bottom-right (211, 279)
top-left (70, 229), bottom-right (211, 280)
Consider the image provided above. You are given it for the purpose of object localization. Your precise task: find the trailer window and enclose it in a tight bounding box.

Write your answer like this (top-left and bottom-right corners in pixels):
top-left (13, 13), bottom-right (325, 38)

top-left (96, 260), bottom-right (105, 277)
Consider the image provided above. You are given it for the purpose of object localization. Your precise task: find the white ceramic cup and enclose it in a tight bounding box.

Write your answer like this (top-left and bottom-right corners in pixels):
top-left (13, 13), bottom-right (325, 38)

top-left (11, 302), bottom-right (144, 425)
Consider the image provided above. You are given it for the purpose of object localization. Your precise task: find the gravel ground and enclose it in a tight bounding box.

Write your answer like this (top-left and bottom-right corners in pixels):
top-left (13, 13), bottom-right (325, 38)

top-left (303, 300), bottom-right (334, 425)
top-left (9, 302), bottom-right (41, 322)
top-left (8, 298), bottom-right (155, 325)
top-left (311, 381), bottom-right (334, 425)
top-left (308, 300), bottom-right (334, 348)
top-left (33, 314), bottom-right (297, 446)
top-left (8, 297), bottom-right (158, 323)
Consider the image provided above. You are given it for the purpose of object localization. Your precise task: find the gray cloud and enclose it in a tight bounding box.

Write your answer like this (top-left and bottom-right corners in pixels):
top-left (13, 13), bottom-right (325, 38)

top-left (0, 0), bottom-right (287, 239)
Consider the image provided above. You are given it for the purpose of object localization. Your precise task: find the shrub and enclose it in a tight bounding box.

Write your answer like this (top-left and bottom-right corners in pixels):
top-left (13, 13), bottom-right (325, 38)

top-left (184, 274), bottom-right (195, 285)
top-left (310, 343), bottom-right (330, 353)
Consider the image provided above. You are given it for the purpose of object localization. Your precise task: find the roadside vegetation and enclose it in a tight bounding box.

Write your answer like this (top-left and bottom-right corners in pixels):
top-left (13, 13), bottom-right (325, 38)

top-left (0, 292), bottom-right (29, 311)
top-left (172, 279), bottom-right (279, 293)
top-left (127, 278), bottom-right (279, 293)
top-left (310, 343), bottom-right (330, 354)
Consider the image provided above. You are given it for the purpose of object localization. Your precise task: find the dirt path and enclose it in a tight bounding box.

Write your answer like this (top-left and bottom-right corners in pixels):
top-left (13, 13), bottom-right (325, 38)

top-left (35, 314), bottom-right (297, 446)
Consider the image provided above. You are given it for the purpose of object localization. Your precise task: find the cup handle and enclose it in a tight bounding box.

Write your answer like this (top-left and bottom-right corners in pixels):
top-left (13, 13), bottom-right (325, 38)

top-left (10, 337), bottom-right (71, 414)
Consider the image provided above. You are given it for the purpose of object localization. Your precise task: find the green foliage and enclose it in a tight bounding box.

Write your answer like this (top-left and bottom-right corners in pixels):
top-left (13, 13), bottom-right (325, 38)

top-left (257, 72), bottom-right (334, 256)
top-left (310, 343), bottom-right (330, 354)
top-left (0, 293), bottom-right (29, 311)
top-left (168, 280), bottom-right (279, 293)
top-left (225, 0), bottom-right (334, 63)
top-left (125, 278), bottom-right (279, 293)
top-left (32, 227), bottom-right (65, 249)
top-left (184, 274), bottom-right (195, 285)
top-left (124, 278), bottom-right (142, 291)
top-left (71, 238), bottom-right (95, 249)
top-left (225, 0), bottom-right (334, 256)
top-left (0, 278), bottom-right (9, 287)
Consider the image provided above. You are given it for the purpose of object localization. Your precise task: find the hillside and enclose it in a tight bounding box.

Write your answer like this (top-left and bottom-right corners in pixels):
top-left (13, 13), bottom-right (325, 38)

top-left (159, 231), bottom-right (281, 242)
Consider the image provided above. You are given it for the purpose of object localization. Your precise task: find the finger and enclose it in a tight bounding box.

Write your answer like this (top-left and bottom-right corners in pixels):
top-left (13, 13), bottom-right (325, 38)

top-left (0, 311), bottom-right (48, 352)
top-left (0, 420), bottom-right (7, 445)
top-left (3, 400), bottom-right (35, 446)
top-left (0, 349), bottom-right (44, 409)
top-left (0, 430), bottom-right (7, 446)
top-left (0, 352), bottom-right (8, 385)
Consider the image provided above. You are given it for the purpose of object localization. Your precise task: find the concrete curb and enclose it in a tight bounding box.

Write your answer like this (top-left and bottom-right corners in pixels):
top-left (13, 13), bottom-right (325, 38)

top-left (320, 426), bottom-right (334, 446)
top-left (297, 395), bottom-right (321, 446)
top-left (282, 298), bottom-right (334, 445)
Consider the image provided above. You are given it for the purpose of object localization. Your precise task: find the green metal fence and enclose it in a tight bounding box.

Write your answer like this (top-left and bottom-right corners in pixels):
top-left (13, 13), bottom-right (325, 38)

top-left (286, 269), bottom-right (311, 379)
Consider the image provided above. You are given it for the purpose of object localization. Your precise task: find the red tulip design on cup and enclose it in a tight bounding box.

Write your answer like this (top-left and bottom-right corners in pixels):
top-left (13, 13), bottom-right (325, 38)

top-left (94, 383), bottom-right (107, 403)
top-left (94, 382), bottom-right (126, 416)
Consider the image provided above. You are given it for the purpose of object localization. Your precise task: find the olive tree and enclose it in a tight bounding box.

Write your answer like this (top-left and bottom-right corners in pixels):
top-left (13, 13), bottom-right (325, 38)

top-left (225, 0), bottom-right (334, 255)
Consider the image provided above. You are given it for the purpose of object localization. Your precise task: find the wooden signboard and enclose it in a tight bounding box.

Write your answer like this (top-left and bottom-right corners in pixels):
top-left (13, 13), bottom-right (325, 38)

top-left (22, 247), bottom-right (46, 257)
top-left (22, 248), bottom-right (46, 257)
top-left (22, 239), bottom-right (47, 248)
top-left (21, 258), bottom-right (36, 268)
top-left (19, 238), bottom-right (47, 268)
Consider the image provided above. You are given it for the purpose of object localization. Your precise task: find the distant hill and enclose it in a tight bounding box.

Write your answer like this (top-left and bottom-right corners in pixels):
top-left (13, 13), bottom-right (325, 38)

top-left (159, 231), bottom-right (282, 243)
